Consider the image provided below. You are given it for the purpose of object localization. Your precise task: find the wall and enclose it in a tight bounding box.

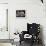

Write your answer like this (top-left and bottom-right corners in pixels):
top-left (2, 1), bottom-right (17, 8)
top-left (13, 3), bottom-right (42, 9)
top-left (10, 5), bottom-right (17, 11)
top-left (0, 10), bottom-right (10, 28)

top-left (0, 0), bottom-right (8, 3)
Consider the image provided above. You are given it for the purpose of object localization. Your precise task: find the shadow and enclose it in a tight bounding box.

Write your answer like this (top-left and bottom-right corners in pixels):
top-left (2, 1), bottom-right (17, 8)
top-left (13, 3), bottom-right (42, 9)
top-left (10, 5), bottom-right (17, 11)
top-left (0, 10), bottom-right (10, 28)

top-left (39, 25), bottom-right (45, 46)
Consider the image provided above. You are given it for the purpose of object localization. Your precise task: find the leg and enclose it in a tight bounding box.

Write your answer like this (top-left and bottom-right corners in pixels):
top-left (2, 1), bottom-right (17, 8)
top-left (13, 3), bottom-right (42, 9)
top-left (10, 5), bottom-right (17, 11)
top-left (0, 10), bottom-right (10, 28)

top-left (20, 41), bottom-right (21, 45)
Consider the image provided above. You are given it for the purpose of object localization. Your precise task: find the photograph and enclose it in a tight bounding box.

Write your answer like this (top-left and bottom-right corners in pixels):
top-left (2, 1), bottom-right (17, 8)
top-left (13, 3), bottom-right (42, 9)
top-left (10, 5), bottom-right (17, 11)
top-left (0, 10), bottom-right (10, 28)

top-left (0, 0), bottom-right (45, 46)
top-left (16, 10), bottom-right (25, 17)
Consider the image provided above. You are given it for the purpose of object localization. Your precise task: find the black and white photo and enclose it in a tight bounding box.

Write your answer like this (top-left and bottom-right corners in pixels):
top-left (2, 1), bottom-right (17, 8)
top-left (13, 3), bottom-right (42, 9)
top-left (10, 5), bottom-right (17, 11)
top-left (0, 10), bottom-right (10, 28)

top-left (16, 10), bottom-right (25, 17)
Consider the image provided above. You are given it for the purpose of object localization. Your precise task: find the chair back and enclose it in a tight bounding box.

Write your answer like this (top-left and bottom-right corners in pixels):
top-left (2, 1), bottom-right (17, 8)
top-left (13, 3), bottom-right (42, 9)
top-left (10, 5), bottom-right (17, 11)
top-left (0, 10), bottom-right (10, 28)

top-left (27, 23), bottom-right (40, 35)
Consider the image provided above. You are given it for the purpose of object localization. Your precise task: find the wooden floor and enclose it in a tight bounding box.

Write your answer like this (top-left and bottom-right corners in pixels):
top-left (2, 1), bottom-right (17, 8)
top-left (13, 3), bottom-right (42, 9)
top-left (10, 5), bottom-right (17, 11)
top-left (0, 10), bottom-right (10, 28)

top-left (19, 41), bottom-right (43, 46)
top-left (0, 39), bottom-right (14, 43)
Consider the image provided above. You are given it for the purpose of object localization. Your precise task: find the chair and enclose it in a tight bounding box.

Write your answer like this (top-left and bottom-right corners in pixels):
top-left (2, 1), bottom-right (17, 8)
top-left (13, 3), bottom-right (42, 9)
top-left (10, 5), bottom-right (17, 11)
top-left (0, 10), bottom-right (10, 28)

top-left (19, 23), bottom-right (40, 46)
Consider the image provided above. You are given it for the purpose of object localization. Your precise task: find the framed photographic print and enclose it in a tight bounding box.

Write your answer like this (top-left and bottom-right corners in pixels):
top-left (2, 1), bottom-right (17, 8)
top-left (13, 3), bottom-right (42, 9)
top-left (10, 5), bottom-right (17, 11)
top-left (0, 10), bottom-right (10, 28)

top-left (16, 10), bottom-right (25, 17)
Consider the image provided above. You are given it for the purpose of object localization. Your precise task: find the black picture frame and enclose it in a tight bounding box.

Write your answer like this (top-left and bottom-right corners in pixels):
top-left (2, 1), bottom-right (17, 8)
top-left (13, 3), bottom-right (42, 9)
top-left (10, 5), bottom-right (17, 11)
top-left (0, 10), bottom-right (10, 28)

top-left (16, 10), bottom-right (25, 17)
